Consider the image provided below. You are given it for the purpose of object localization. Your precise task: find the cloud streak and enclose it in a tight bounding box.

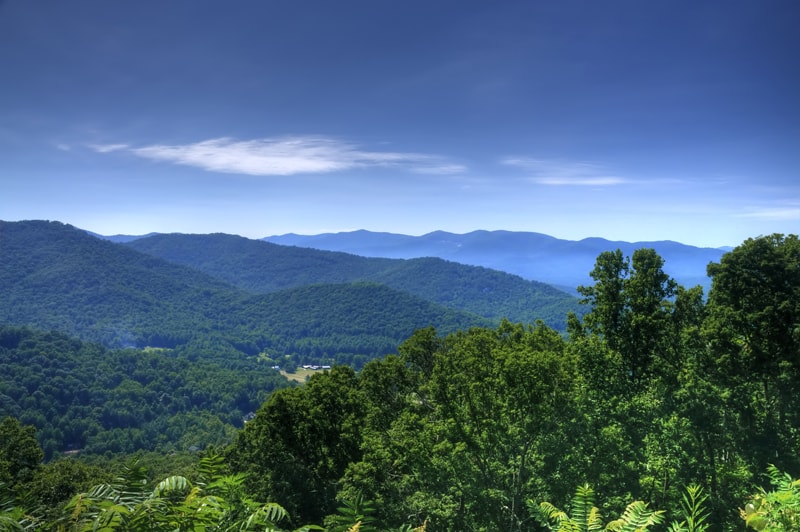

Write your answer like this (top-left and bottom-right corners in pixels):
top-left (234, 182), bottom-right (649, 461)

top-left (91, 136), bottom-right (466, 176)
top-left (89, 143), bottom-right (129, 153)
top-left (737, 206), bottom-right (800, 221)
top-left (503, 157), bottom-right (626, 186)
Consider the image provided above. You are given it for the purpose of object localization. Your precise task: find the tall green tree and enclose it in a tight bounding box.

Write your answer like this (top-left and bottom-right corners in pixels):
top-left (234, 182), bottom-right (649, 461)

top-left (397, 326), bottom-right (442, 379)
top-left (572, 249), bottom-right (736, 522)
top-left (0, 417), bottom-right (43, 489)
top-left (342, 321), bottom-right (576, 531)
top-left (577, 250), bottom-right (629, 354)
top-left (577, 248), bottom-right (677, 387)
top-left (26, 458), bottom-right (111, 522)
top-left (705, 234), bottom-right (800, 476)
top-left (228, 366), bottom-right (366, 526)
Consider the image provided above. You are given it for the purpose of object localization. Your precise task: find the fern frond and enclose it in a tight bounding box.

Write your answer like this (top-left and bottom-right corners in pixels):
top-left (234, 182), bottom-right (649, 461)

top-left (536, 485), bottom-right (605, 532)
top-left (680, 484), bottom-right (710, 532)
top-left (0, 482), bottom-right (17, 514)
top-left (539, 500), bottom-right (567, 520)
top-left (151, 475), bottom-right (192, 498)
top-left (537, 500), bottom-right (577, 531)
top-left (111, 458), bottom-right (148, 494)
top-left (605, 500), bottom-right (664, 532)
top-left (0, 515), bottom-right (24, 531)
top-left (206, 472), bottom-right (248, 499)
top-left (587, 506), bottom-right (604, 531)
top-left (765, 464), bottom-right (784, 486)
top-left (196, 452), bottom-right (226, 487)
top-left (243, 501), bottom-right (290, 529)
top-left (572, 484), bottom-right (601, 532)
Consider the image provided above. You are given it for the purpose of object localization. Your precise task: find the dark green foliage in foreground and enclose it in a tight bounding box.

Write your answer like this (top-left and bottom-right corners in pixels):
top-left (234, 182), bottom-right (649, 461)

top-left (740, 464), bottom-right (800, 531)
top-left (230, 234), bottom-right (800, 530)
top-left (54, 455), bottom-right (311, 532)
top-left (24, 457), bottom-right (112, 524)
top-left (2, 448), bottom-right (432, 531)
top-left (0, 327), bottom-right (287, 459)
top-left (534, 484), bottom-right (665, 531)
top-left (228, 366), bottom-right (367, 525)
top-left (1, 444), bottom-right (794, 531)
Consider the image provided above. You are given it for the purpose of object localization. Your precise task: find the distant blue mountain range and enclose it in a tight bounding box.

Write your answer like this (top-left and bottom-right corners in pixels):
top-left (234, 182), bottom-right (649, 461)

top-left (263, 230), bottom-right (728, 293)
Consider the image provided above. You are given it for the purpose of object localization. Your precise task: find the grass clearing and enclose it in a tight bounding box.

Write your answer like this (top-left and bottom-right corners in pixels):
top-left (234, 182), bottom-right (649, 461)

top-left (280, 368), bottom-right (318, 383)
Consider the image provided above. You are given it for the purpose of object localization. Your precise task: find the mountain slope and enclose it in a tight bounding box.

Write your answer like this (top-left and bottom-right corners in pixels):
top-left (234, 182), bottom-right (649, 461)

top-left (125, 232), bottom-right (581, 329)
top-left (0, 324), bottom-right (288, 458)
top-left (0, 220), bottom-right (485, 362)
top-left (0, 220), bottom-right (239, 347)
top-left (264, 229), bottom-right (725, 291)
top-left (234, 282), bottom-right (491, 367)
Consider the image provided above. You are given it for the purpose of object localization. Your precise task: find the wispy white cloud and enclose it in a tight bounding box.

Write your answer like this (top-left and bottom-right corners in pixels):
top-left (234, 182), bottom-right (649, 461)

top-left (737, 206), bottom-right (800, 221)
top-left (91, 136), bottom-right (465, 176)
top-left (502, 157), bottom-right (627, 186)
top-left (410, 163), bottom-right (468, 175)
top-left (535, 176), bottom-right (627, 186)
top-left (89, 143), bottom-right (129, 153)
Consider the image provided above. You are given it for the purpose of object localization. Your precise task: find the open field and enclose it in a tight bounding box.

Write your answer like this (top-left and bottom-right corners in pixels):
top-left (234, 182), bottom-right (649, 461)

top-left (280, 368), bottom-right (318, 383)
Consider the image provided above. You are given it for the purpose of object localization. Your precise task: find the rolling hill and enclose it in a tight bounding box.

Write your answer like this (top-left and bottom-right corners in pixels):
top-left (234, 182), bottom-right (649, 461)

top-left (264, 229), bottom-right (726, 292)
top-left (0, 220), bottom-right (487, 363)
top-left (125, 232), bottom-right (581, 329)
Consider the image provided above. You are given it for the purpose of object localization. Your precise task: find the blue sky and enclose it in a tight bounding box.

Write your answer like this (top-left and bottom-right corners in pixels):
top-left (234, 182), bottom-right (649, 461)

top-left (1, 0), bottom-right (798, 248)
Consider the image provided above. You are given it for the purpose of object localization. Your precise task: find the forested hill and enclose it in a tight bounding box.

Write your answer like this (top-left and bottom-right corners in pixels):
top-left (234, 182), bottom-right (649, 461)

top-left (125, 232), bottom-right (581, 329)
top-left (0, 220), bottom-right (487, 365)
top-left (0, 220), bottom-right (239, 347)
top-left (0, 324), bottom-right (288, 459)
top-left (264, 229), bottom-right (726, 292)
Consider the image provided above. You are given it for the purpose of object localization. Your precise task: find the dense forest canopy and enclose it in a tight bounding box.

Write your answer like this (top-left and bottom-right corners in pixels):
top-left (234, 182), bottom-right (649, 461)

top-left (125, 232), bottom-right (582, 328)
top-left (0, 325), bottom-right (288, 459)
top-left (0, 220), bottom-right (497, 367)
top-left (1, 231), bottom-right (798, 531)
top-left (228, 233), bottom-right (800, 530)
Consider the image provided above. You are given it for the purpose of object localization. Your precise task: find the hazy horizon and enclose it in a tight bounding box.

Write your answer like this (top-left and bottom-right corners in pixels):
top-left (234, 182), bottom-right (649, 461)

top-left (64, 222), bottom-right (735, 250)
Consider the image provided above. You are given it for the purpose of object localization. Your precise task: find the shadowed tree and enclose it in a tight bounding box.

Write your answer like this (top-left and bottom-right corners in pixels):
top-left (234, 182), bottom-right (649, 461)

top-left (705, 234), bottom-right (800, 475)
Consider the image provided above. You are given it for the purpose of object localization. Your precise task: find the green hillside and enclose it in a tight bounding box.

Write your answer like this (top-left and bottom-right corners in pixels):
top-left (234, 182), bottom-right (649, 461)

top-left (125, 232), bottom-right (382, 290)
top-left (0, 324), bottom-right (288, 459)
top-left (220, 282), bottom-right (492, 367)
top-left (0, 220), bottom-right (487, 363)
top-left (367, 256), bottom-right (580, 330)
top-left (0, 220), bottom-right (239, 348)
top-left (125, 232), bottom-right (581, 329)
